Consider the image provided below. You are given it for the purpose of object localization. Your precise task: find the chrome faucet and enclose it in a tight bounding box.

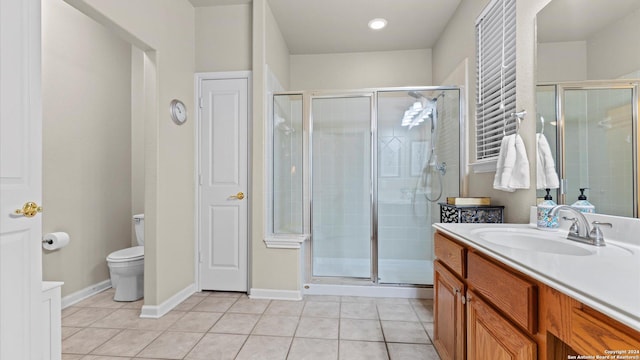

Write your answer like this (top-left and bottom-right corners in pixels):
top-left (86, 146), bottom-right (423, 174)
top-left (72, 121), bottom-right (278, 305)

top-left (549, 205), bottom-right (612, 246)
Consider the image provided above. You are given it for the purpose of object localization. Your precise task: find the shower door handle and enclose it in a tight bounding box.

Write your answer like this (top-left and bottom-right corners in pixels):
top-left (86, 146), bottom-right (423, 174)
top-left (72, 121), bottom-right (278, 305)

top-left (229, 192), bottom-right (245, 200)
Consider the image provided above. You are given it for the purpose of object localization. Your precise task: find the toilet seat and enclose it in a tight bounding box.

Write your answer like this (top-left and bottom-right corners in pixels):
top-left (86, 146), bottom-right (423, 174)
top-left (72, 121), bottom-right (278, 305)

top-left (107, 245), bottom-right (144, 263)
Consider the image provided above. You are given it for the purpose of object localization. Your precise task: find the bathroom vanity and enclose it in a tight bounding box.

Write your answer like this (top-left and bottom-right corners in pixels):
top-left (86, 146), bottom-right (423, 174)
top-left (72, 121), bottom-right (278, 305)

top-left (432, 222), bottom-right (640, 360)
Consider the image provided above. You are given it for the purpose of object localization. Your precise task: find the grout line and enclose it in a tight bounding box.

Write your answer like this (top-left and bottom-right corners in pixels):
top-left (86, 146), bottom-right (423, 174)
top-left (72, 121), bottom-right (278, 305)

top-left (63, 292), bottom-right (439, 359)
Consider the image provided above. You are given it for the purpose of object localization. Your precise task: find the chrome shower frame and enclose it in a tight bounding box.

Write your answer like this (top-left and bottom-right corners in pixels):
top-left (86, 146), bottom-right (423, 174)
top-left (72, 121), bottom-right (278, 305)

top-left (540, 80), bottom-right (639, 217)
top-left (274, 86), bottom-right (466, 287)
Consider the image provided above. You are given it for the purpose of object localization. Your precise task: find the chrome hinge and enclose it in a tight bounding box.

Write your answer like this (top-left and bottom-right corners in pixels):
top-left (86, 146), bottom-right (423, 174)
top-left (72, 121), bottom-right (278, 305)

top-left (199, 97), bottom-right (203, 108)
top-left (198, 174), bottom-right (202, 185)
top-left (461, 295), bottom-right (466, 304)
top-left (198, 251), bottom-right (202, 263)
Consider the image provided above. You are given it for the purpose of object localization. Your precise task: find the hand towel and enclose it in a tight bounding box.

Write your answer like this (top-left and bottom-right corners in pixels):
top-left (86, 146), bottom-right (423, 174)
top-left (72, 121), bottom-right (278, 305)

top-left (507, 134), bottom-right (530, 190)
top-left (536, 133), bottom-right (560, 189)
top-left (493, 134), bottom-right (516, 192)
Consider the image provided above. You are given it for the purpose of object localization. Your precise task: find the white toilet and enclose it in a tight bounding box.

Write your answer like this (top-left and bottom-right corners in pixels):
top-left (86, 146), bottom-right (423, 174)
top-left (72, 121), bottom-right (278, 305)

top-left (107, 214), bottom-right (144, 301)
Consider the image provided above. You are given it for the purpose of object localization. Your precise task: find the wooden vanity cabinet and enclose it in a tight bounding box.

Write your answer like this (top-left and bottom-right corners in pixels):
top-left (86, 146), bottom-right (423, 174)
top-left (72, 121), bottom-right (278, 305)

top-left (434, 232), bottom-right (537, 360)
top-left (434, 230), bottom-right (640, 360)
top-left (434, 260), bottom-right (465, 360)
top-left (434, 232), bottom-right (466, 360)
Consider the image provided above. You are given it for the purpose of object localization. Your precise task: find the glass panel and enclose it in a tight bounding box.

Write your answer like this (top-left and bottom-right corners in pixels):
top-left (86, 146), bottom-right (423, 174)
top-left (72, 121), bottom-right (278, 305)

top-left (273, 94), bottom-right (304, 234)
top-left (536, 85), bottom-right (559, 200)
top-left (311, 96), bottom-right (372, 278)
top-left (564, 88), bottom-right (634, 217)
top-left (377, 89), bottom-right (460, 285)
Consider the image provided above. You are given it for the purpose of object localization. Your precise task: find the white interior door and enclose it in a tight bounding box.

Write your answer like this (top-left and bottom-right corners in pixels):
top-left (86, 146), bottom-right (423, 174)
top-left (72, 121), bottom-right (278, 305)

top-left (198, 76), bottom-right (249, 291)
top-left (0, 0), bottom-right (43, 357)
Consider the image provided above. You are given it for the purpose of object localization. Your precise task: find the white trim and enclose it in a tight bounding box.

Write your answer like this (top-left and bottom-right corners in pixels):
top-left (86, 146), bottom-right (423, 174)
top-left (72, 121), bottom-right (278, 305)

top-left (470, 159), bottom-right (498, 173)
top-left (263, 234), bottom-right (309, 249)
top-left (249, 288), bottom-right (303, 301)
top-left (61, 279), bottom-right (112, 309)
top-left (42, 282), bottom-right (63, 360)
top-left (303, 284), bottom-right (433, 299)
top-left (140, 283), bottom-right (196, 318)
top-left (194, 71), bottom-right (253, 293)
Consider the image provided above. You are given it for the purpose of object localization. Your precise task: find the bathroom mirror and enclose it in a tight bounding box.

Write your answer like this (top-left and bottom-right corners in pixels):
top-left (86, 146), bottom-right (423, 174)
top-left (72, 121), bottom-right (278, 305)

top-left (536, 0), bottom-right (640, 217)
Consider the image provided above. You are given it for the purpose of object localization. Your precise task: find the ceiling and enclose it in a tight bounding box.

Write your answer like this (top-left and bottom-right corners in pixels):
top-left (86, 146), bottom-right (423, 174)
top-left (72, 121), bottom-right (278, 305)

top-left (537, 0), bottom-right (640, 42)
top-left (189, 0), bottom-right (461, 54)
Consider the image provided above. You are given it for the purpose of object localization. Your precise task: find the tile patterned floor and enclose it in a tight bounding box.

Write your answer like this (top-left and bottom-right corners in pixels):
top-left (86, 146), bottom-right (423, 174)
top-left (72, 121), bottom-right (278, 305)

top-left (61, 289), bottom-right (441, 360)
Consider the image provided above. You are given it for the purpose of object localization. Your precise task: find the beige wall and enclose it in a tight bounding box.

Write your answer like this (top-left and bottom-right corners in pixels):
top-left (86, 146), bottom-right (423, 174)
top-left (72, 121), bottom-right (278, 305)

top-left (537, 8), bottom-right (640, 83)
top-left (266, 1), bottom-right (290, 89)
top-left (67, 0), bottom-right (196, 306)
top-left (537, 41), bottom-right (587, 82)
top-left (195, 4), bottom-right (252, 72)
top-left (42, 0), bottom-right (132, 296)
top-left (250, 0), bottom-right (300, 292)
top-left (290, 49), bottom-right (432, 90)
top-left (586, 7), bottom-right (640, 80)
top-left (432, 0), bottom-right (551, 223)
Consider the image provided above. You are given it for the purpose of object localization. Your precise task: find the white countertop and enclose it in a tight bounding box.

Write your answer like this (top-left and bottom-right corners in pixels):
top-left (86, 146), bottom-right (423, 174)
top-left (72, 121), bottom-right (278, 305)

top-left (433, 221), bottom-right (640, 332)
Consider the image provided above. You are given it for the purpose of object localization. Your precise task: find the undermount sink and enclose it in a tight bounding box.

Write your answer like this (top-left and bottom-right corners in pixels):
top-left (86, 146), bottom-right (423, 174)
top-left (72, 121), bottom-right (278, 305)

top-left (469, 227), bottom-right (633, 256)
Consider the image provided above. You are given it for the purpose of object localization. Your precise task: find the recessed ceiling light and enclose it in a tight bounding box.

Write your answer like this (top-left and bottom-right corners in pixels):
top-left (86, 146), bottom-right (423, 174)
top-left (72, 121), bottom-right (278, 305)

top-left (368, 18), bottom-right (387, 30)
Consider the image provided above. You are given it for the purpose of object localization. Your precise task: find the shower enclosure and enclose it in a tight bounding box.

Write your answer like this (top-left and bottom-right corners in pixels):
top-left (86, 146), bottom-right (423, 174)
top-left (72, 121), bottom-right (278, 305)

top-left (273, 87), bottom-right (463, 288)
top-left (536, 81), bottom-right (639, 217)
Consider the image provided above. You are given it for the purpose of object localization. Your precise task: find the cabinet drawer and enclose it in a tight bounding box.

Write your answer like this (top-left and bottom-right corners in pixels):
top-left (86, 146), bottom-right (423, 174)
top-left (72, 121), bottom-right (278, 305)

top-left (570, 308), bottom-right (640, 356)
top-left (467, 251), bottom-right (537, 334)
top-left (434, 232), bottom-right (465, 278)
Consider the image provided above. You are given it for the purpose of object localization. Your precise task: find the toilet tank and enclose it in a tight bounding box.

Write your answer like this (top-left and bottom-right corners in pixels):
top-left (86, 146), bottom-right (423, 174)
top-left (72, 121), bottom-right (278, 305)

top-left (133, 214), bottom-right (144, 245)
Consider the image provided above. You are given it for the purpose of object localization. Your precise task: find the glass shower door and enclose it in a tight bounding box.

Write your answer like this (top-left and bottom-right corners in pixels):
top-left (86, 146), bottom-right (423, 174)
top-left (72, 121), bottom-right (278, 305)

top-left (311, 95), bottom-right (372, 278)
top-left (562, 87), bottom-right (635, 217)
top-left (377, 90), bottom-right (460, 285)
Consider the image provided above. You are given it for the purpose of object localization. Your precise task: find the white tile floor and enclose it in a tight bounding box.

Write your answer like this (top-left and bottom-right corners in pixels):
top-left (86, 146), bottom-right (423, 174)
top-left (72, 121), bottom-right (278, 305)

top-left (61, 289), bottom-right (441, 360)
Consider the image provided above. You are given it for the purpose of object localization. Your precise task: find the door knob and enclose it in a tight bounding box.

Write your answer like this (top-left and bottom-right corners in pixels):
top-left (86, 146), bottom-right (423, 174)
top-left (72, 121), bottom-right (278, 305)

top-left (230, 192), bottom-right (245, 200)
top-left (14, 202), bottom-right (42, 218)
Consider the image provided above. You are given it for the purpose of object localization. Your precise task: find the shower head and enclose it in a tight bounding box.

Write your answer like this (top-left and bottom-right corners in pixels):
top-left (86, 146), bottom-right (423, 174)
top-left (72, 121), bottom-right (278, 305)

top-left (408, 91), bottom-right (423, 99)
top-left (408, 91), bottom-right (444, 103)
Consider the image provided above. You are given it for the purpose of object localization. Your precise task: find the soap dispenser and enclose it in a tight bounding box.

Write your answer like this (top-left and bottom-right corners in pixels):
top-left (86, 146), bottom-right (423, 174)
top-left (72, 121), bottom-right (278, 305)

top-left (537, 189), bottom-right (559, 231)
top-left (571, 188), bottom-right (595, 213)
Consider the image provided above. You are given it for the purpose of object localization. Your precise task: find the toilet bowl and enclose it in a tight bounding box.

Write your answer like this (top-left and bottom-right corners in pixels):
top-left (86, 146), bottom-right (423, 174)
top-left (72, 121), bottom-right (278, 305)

top-left (107, 214), bottom-right (144, 301)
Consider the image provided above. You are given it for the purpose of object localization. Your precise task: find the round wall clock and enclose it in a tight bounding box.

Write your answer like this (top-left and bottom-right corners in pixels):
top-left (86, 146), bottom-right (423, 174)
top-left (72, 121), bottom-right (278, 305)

top-left (169, 99), bottom-right (187, 125)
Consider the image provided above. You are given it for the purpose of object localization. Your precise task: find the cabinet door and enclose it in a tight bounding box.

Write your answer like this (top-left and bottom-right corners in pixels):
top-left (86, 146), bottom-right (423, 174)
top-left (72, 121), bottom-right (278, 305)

top-left (434, 260), bottom-right (465, 360)
top-left (467, 290), bottom-right (536, 360)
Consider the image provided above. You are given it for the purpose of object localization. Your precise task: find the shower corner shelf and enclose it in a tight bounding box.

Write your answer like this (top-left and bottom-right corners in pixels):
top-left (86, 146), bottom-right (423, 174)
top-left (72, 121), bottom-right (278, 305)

top-left (439, 203), bottom-right (504, 223)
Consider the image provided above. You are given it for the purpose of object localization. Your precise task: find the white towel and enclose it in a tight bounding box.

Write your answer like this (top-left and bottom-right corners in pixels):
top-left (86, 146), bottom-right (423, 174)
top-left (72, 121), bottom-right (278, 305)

top-left (493, 134), bottom-right (530, 192)
top-left (508, 134), bottom-right (530, 190)
top-left (493, 135), bottom-right (516, 192)
top-left (536, 133), bottom-right (560, 189)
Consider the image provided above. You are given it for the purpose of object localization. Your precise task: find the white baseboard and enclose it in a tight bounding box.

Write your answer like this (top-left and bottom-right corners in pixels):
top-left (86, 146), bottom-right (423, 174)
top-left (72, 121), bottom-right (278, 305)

top-left (140, 283), bottom-right (196, 319)
top-left (249, 288), bottom-right (302, 301)
top-left (61, 279), bottom-right (112, 309)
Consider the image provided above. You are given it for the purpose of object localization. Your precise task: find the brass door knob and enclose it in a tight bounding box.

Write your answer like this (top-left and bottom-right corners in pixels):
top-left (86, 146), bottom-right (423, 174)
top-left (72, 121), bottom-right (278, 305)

top-left (230, 192), bottom-right (245, 200)
top-left (15, 202), bottom-right (42, 218)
